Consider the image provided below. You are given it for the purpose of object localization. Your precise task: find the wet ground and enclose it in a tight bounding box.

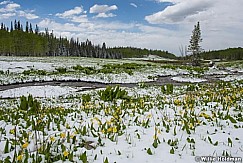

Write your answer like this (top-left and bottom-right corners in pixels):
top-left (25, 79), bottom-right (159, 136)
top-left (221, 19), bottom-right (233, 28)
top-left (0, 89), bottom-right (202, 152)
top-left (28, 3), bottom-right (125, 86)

top-left (0, 73), bottom-right (240, 92)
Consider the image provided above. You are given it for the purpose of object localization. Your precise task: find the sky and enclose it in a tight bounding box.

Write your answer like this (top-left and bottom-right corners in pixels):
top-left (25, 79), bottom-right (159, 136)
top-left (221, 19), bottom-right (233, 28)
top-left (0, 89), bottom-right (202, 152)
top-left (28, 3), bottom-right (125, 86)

top-left (0, 0), bottom-right (243, 55)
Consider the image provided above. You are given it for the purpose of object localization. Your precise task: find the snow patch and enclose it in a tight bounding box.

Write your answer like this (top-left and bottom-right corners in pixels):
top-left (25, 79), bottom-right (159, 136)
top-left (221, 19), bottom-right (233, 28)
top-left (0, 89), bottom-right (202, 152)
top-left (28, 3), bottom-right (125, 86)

top-left (0, 85), bottom-right (76, 98)
top-left (220, 75), bottom-right (243, 82)
top-left (172, 76), bottom-right (207, 83)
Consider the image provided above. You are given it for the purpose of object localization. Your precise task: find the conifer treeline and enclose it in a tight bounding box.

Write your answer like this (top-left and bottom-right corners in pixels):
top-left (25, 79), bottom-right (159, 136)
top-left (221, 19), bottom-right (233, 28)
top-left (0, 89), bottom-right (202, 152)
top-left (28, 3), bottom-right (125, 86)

top-left (0, 20), bottom-right (122, 58)
top-left (199, 48), bottom-right (243, 60)
top-left (109, 47), bottom-right (176, 59)
top-left (179, 47), bottom-right (243, 61)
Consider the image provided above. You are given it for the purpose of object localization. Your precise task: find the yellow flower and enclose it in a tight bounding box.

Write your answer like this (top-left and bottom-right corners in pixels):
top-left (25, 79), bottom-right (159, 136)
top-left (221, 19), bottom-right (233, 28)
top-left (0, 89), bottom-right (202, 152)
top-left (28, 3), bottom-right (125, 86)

top-left (60, 133), bottom-right (66, 138)
top-left (147, 114), bottom-right (152, 118)
top-left (63, 151), bottom-right (69, 157)
top-left (106, 120), bottom-right (112, 125)
top-left (37, 119), bottom-right (42, 124)
top-left (17, 154), bottom-right (23, 161)
top-left (113, 127), bottom-right (117, 133)
top-left (22, 142), bottom-right (29, 149)
top-left (189, 123), bottom-right (194, 129)
top-left (10, 129), bottom-right (15, 135)
top-left (197, 119), bottom-right (201, 124)
top-left (174, 99), bottom-right (181, 106)
top-left (50, 136), bottom-right (55, 142)
top-left (199, 112), bottom-right (210, 119)
top-left (107, 127), bottom-right (113, 133)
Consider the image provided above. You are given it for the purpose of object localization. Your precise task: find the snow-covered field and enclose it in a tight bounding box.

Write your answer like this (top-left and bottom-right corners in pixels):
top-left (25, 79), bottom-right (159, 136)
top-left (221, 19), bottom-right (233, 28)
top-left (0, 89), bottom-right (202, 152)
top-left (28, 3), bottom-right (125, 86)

top-left (0, 57), bottom-right (242, 163)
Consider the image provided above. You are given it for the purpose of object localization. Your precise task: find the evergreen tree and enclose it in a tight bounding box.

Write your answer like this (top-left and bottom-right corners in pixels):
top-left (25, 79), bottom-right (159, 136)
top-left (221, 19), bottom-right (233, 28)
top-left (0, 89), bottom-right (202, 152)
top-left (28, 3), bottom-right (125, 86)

top-left (29, 23), bottom-right (33, 33)
top-left (26, 21), bottom-right (29, 33)
top-left (17, 20), bottom-right (21, 30)
top-left (0, 23), bottom-right (3, 30)
top-left (188, 22), bottom-right (202, 66)
top-left (35, 24), bottom-right (39, 34)
top-left (10, 21), bottom-right (13, 32)
top-left (14, 20), bottom-right (17, 30)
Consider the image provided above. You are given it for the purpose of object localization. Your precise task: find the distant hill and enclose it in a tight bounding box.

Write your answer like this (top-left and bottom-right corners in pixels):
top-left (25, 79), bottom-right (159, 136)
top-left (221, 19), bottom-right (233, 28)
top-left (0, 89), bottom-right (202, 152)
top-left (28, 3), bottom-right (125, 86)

top-left (199, 48), bottom-right (243, 60)
top-left (108, 47), bottom-right (177, 59)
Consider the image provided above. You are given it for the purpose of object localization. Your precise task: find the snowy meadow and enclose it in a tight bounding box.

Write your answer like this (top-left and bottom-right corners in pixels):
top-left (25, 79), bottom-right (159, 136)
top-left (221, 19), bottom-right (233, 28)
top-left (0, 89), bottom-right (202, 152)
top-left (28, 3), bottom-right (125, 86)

top-left (0, 56), bottom-right (242, 163)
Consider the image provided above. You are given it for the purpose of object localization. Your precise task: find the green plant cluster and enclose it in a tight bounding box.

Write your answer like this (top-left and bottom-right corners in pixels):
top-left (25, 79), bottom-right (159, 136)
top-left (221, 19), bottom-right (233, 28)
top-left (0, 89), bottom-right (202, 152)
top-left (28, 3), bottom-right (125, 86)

top-left (161, 84), bottom-right (174, 94)
top-left (23, 69), bottom-right (47, 76)
top-left (72, 63), bottom-right (148, 75)
top-left (72, 65), bottom-right (96, 75)
top-left (98, 85), bottom-right (130, 101)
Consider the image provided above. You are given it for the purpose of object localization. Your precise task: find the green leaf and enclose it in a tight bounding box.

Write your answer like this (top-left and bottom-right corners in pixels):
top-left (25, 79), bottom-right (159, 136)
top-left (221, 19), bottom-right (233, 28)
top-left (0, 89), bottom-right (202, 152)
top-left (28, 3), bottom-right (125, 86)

top-left (170, 147), bottom-right (175, 154)
top-left (228, 116), bottom-right (237, 123)
top-left (173, 126), bottom-right (177, 136)
top-left (214, 141), bottom-right (218, 146)
top-left (118, 150), bottom-right (121, 155)
top-left (4, 139), bottom-right (9, 153)
top-left (208, 136), bottom-right (213, 144)
top-left (152, 139), bottom-right (158, 148)
top-left (68, 152), bottom-right (74, 161)
top-left (79, 151), bottom-right (87, 163)
top-left (104, 157), bottom-right (109, 163)
top-left (147, 148), bottom-right (153, 155)
top-left (228, 137), bottom-right (233, 147)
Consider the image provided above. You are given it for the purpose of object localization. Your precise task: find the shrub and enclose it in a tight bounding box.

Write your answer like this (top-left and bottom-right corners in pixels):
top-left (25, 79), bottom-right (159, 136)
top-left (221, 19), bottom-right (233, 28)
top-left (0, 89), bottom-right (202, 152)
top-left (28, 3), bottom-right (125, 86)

top-left (22, 69), bottom-right (47, 75)
top-left (161, 84), bottom-right (173, 94)
top-left (82, 94), bottom-right (91, 104)
top-left (19, 94), bottom-right (41, 113)
top-left (55, 67), bottom-right (67, 74)
top-left (98, 85), bottom-right (129, 101)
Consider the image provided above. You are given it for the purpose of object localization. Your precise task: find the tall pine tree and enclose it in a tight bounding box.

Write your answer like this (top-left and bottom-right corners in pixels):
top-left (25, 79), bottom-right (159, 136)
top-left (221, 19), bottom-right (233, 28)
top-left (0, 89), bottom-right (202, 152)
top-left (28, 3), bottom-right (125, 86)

top-left (188, 22), bottom-right (202, 66)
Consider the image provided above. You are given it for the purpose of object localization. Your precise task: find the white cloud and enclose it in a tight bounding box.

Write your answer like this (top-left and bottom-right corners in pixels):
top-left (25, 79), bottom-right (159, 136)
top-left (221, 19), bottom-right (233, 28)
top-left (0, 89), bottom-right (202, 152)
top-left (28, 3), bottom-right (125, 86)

top-left (155, 0), bottom-right (181, 4)
top-left (71, 15), bottom-right (88, 23)
top-left (5, 3), bottom-right (20, 10)
top-left (0, 0), bottom-right (11, 5)
top-left (56, 6), bottom-right (83, 18)
top-left (90, 4), bottom-right (117, 13)
top-left (19, 10), bottom-right (39, 19)
top-left (96, 13), bottom-right (116, 18)
top-left (0, 1), bottom-right (39, 20)
top-left (38, 19), bottom-right (83, 33)
top-left (0, 2), bottom-right (20, 12)
top-left (130, 3), bottom-right (138, 8)
top-left (55, 6), bottom-right (88, 23)
top-left (0, 12), bottom-right (15, 19)
top-left (90, 4), bottom-right (117, 18)
top-left (146, 0), bottom-right (212, 24)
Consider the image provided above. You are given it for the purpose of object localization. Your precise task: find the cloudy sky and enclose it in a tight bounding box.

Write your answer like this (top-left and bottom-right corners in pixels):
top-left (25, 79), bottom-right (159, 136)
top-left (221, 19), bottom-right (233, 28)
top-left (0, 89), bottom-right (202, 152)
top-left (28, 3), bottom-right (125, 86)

top-left (0, 0), bottom-right (242, 55)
